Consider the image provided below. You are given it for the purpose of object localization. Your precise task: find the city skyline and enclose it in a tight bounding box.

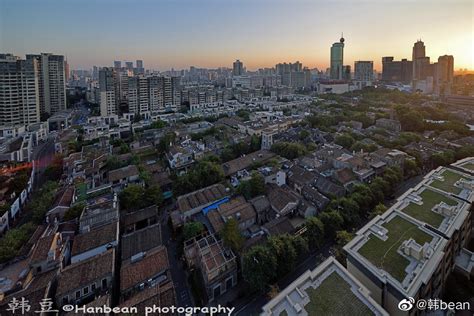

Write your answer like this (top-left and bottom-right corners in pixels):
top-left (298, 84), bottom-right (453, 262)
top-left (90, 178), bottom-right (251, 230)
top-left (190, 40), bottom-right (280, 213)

top-left (1, 0), bottom-right (473, 71)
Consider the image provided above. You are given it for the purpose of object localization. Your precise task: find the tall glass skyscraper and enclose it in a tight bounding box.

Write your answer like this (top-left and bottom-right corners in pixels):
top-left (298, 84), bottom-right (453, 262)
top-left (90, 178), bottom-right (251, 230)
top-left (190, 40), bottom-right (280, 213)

top-left (330, 35), bottom-right (345, 80)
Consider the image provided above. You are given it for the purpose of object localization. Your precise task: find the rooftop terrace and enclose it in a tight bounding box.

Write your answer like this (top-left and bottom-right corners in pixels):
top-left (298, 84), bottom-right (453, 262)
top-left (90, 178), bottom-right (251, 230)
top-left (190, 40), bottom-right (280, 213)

top-left (357, 214), bottom-right (434, 283)
top-left (399, 187), bottom-right (458, 228)
top-left (261, 257), bottom-right (388, 316)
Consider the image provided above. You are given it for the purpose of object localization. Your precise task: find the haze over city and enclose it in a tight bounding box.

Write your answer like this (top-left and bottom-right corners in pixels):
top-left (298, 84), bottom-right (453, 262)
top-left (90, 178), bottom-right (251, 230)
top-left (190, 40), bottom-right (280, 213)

top-left (1, 0), bottom-right (473, 71)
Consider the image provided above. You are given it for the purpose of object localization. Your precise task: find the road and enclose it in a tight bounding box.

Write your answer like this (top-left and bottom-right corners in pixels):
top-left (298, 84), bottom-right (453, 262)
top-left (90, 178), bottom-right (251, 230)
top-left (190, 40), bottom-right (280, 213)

top-left (159, 204), bottom-right (194, 307)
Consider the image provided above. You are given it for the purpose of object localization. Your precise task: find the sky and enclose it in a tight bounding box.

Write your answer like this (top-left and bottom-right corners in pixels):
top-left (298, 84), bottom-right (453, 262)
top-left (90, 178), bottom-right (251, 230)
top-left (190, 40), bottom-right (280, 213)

top-left (1, 0), bottom-right (473, 71)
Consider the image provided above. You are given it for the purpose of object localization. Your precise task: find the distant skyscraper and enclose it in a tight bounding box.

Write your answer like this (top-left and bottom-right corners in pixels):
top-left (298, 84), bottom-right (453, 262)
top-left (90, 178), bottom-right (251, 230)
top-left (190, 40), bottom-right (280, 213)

top-left (342, 65), bottom-right (351, 81)
top-left (114, 60), bottom-right (122, 69)
top-left (434, 55), bottom-right (454, 95)
top-left (0, 54), bottom-right (40, 126)
top-left (233, 60), bottom-right (244, 76)
top-left (99, 67), bottom-right (117, 116)
top-left (125, 61), bottom-right (133, 71)
top-left (26, 53), bottom-right (66, 115)
top-left (135, 60), bottom-right (144, 75)
top-left (382, 57), bottom-right (412, 83)
top-left (412, 40), bottom-right (431, 80)
top-left (354, 61), bottom-right (374, 81)
top-left (64, 59), bottom-right (70, 82)
top-left (330, 35), bottom-right (345, 80)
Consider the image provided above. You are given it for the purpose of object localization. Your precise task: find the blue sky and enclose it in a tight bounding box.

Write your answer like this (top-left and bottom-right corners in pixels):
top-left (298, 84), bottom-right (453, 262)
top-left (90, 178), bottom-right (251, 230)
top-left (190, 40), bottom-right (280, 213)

top-left (1, 0), bottom-right (472, 71)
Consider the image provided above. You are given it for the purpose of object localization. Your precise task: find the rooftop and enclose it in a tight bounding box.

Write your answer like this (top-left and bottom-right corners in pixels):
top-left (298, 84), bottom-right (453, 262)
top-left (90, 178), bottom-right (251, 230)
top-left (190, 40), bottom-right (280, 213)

top-left (345, 211), bottom-right (445, 296)
top-left (120, 246), bottom-right (170, 292)
top-left (71, 221), bottom-right (118, 256)
top-left (56, 249), bottom-right (114, 297)
top-left (121, 223), bottom-right (162, 260)
top-left (222, 150), bottom-right (276, 177)
top-left (177, 183), bottom-right (228, 214)
top-left (261, 257), bottom-right (388, 316)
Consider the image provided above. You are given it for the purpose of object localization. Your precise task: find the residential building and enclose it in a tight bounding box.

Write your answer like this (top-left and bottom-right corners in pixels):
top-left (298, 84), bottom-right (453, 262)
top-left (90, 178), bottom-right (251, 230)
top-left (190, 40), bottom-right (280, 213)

top-left (381, 57), bottom-right (412, 83)
top-left (354, 61), bottom-right (374, 81)
top-left (233, 60), bottom-right (244, 76)
top-left (261, 257), bottom-right (389, 316)
top-left (99, 67), bottom-right (117, 117)
top-left (26, 53), bottom-right (66, 115)
top-left (344, 164), bottom-right (473, 315)
top-left (120, 246), bottom-right (171, 302)
top-left (184, 234), bottom-right (237, 302)
top-left (0, 54), bottom-right (40, 126)
top-left (71, 221), bottom-right (119, 264)
top-left (56, 249), bottom-right (115, 307)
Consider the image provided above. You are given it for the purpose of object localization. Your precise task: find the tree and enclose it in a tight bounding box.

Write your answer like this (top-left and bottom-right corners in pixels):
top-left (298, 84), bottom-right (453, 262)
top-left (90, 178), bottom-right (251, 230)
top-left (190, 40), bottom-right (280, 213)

top-left (403, 159), bottom-right (420, 178)
top-left (144, 185), bottom-right (164, 207)
top-left (304, 216), bottom-right (325, 250)
top-left (221, 218), bottom-right (245, 253)
top-left (242, 245), bottom-right (277, 292)
top-left (318, 210), bottom-right (343, 239)
top-left (119, 184), bottom-right (145, 211)
top-left (183, 222), bottom-right (205, 240)
top-left (267, 235), bottom-right (299, 276)
top-left (237, 173), bottom-right (265, 199)
top-left (335, 133), bottom-right (355, 149)
top-left (63, 202), bottom-right (85, 221)
top-left (333, 230), bottom-right (354, 262)
top-left (369, 203), bottom-right (387, 219)
top-left (173, 161), bottom-right (225, 196)
top-left (271, 142), bottom-right (307, 159)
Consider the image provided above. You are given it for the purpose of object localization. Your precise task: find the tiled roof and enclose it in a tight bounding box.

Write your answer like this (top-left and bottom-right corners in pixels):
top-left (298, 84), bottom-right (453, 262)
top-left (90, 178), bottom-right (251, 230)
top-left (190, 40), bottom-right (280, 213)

top-left (177, 183), bottom-right (227, 213)
top-left (120, 246), bottom-right (170, 292)
top-left (121, 223), bottom-right (162, 260)
top-left (71, 222), bottom-right (118, 256)
top-left (56, 249), bottom-right (114, 296)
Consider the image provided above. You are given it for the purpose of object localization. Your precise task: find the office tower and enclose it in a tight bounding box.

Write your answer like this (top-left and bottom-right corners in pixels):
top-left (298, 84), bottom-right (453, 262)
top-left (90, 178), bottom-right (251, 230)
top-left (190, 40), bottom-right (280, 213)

top-left (233, 60), bottom-right (244, 76)
top-left (26, 53), bottom-right (66, 115)
top-left (435, 55), bottom-right (454, 84)
top-left (135, 60), bottom-right (144, 75)
top-left (342, 65), bottom-right (351, 81)
top-left (433, 55), bottom-right (454, 95)
top-left (412, 40), bottom-right (431, 80)
top-left (330, 35), bottom-right (345, 80)
top-left (354, 61), bottom-right (374, 81)
top-left (381, 57), bottom-right (412, 83)
top-left (114, 60), bottom-right (122, 70)
top-left (0, 54), bottom-right (40, 126)
top-left (125, 61), bottom-right (133, 71)
top-left (99, 67), bottom-right (117, 116)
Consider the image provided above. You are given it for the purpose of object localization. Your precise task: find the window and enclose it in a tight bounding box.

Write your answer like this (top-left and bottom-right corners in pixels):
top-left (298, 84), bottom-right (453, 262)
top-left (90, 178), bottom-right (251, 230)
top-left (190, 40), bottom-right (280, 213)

top-left (91, 283), bottom-right (96, 291)
top-left (102, 278), bottom-right (107, 289)
top-left (83, 286), bottom-right (89, 295)
top-left (62, 296), bottom-right (69, 305)
top-left (75, 290), bottom-right (81, 299)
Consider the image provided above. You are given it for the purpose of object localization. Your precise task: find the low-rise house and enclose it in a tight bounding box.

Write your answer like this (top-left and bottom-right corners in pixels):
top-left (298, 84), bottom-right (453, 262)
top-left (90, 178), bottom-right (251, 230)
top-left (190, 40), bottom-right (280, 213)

top-left (121, 223), bottom-right (162, 261)
top-left (371, 148), bottom-right (411, 169)
top-left (184, 234), bottom-right (237, 302)
top-left (267, 184), bottom-right (300, 217)
top-left (375, 118), bottom-right (401, 133)
top-left (166, 145), bottom-right (194, 170)
top-left (55, 249), bottom-right (115, 307)
top-left (79, 193), bottom-right (119, 233)
top-left (287, 165), bottom-right (317, 194)
top-left (121, 205), bottom-right (159, 234)
top-left (120, 246), bottom-right (171, 302)
top-left (108, 165), bottom-right (140, 187)
top-left (221, 150), bottom-right (276, 177)
top-left (315, 176), bottom-right (346, 198)
top-left (46, 186), bottom-right (75, 223)
top-left (262, 217), bottom-right (295, 236)
top-left (71, 221), bottom-right (119, 264)
top-left (30, 232), bottom-right (69, 275)
top-left (207, 196), bottom-right (256, 234)
top-left (118, 281), bottom-right (177, 315)
top-left (249, 195), bottom-right (271, 225)
top-left (175, 183), bottom-right (229, 221)
top-left (301, 185), bottom-right (330, 213)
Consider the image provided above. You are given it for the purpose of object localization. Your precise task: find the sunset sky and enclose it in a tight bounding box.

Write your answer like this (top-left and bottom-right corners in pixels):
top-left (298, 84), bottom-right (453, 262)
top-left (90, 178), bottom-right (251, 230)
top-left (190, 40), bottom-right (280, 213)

top-left (1, 0), bottom-right (473, 71)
